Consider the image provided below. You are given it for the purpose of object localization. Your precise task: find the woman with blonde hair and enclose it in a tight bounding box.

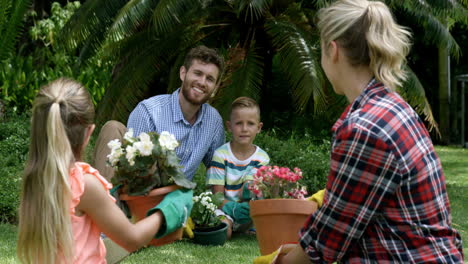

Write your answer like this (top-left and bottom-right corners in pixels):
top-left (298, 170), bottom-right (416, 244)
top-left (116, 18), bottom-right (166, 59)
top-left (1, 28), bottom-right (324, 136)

top-left (254, 0), bottom-right (463, 263)
top-left (17, 78), bottom-right (193, 263)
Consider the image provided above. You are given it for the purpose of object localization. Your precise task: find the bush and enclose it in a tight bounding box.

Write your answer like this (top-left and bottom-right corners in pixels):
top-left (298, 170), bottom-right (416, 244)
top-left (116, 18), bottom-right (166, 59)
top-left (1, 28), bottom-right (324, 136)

top-left (0, 112), bottom-right (30, 223)
top-left (254, 130), bottom-right (331, 195)
top-left (0, 2), bottom-right (113, 112)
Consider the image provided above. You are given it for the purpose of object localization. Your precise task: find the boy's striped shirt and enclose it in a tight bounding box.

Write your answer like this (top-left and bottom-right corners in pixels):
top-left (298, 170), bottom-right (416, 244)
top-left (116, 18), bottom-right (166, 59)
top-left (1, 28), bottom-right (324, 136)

top-left (206, 143), bottom-right (270, 202)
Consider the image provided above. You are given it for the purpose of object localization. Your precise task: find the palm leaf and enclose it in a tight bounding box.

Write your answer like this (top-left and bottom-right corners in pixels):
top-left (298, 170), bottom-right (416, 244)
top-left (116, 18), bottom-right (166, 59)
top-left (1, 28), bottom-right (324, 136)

top-left (151, 0), bottom-right (204, 35)
top-left (0, 0), bottom-right (31, 61)
top-left (107, 0), bottom-right (160, 43)
top-left (265, 17), bottom-right (326, 114)
top-left (387, 0), bottom-right (464, 59)
top-left (212, 45), bottom-right (265, 120)
top-left (398, 66), bottom-right (440, 136)
top-left (236, 0), bottom-right (272, 23)
top-left (97, 24), bottom-right (206, 123)
top-left (59, 0), bottom-right (127, 60)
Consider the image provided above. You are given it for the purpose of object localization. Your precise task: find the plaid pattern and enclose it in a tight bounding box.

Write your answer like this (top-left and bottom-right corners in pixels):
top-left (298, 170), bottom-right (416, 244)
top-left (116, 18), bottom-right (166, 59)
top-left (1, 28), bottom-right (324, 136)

top-left (299, 80), bottom-right (464, 263)
top-left (127, 89), bottom-right (225, 180)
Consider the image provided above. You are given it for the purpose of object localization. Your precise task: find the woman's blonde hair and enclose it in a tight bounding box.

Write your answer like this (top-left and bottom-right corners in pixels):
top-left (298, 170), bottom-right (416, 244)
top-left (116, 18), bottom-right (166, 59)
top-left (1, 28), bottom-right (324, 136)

top-left (317, 0), bottom-right (411, 91)
top-left (17, 78), bottom-right (94, 263)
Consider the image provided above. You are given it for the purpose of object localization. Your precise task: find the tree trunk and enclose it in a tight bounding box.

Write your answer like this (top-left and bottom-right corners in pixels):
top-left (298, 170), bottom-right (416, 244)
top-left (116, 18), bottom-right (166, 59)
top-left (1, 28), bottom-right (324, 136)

top-left (438, 45), bottom-right (450, 144)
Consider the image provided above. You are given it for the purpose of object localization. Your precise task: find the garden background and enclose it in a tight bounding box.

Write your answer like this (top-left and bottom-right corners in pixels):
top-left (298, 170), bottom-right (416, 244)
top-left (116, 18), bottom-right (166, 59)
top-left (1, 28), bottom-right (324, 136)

top-left (1, 0), bottom-right (467, 263)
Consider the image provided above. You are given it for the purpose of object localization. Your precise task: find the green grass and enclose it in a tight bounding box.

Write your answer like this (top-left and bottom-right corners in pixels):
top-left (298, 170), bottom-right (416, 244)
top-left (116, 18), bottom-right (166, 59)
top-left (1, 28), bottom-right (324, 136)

top-left (434, 146), bottom-right (468, 257)
top-left (121, 234), bottom-right (258, 263)
top-left (1, 146), bottom-right (466, 263)
top-left (0, 224), bottom-right (17, 264)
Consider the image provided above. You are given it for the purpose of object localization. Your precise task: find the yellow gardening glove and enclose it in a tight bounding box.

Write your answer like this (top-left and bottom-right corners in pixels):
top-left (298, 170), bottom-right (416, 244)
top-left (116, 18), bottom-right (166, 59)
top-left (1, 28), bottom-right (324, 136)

top-left (253, 249), bottom-right (279, 264)
top-left (306, 189), bottom-right (325, 208)
top-left (183, 217), bottom-right (195, 239)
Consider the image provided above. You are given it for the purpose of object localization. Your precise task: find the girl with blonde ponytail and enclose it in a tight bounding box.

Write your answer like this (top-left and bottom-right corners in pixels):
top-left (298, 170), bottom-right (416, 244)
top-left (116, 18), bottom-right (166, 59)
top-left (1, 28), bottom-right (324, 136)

top-left (17, 78), bottom-right (193, 263)
top-left (254, 1), bottom-right (463, 263)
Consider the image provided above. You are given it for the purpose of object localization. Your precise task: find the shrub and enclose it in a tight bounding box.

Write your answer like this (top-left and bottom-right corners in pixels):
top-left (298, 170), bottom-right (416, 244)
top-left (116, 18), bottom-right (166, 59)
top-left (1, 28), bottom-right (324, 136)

top-left (0, 112), bottom-right (29, 223)
top-left (254, 130), bottom-right (330, 194)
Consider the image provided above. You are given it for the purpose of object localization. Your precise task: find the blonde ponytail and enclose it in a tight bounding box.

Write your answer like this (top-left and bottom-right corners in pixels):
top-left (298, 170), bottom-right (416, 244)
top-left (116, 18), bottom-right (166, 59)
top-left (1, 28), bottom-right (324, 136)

top-left (317, 0), bottom-right (411, 90)
top-left (17, 78), bottom-right (94, 263)
top-left (366, 1), bottom-right (411, 90)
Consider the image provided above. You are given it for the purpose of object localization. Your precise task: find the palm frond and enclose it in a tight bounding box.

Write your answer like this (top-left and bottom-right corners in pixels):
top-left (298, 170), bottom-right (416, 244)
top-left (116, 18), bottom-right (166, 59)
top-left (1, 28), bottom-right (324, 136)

top-left (59, 0), bottom-right (127, 60)
top-left (212, 45), bottom-right (265, 119)
top-left (236, 0), bottom-right (272, 23)
top-left (166, 53), bottom-right (186, 93)
top-left (97, 24), bottom-right (206, 123)
top-left (151, 0), bottom-right (204, 35)
top-left (265, 17), bottom-right (326, 114)
top-left (398, 66), bottom-right (440, 136)
top-left (0, 0), bottom-right (31, 61)
top-left (107, 0), bottom-right (159, 43)
top-left (388, 0), bottom-right (463, 59)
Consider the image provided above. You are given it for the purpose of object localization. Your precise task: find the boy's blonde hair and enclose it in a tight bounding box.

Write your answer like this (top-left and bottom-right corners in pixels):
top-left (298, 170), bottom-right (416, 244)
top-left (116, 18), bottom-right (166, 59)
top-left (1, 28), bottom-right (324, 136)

top-left (317, 0), bottom-right (411, 91)
top-left (17, 78), bottom-right (94, 264)
top-left (230, 97), bottom-right (260, 120)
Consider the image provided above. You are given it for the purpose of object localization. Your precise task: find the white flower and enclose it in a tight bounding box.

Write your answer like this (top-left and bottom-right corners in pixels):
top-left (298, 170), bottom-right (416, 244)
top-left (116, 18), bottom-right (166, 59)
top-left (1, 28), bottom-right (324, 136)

top-left (138, 132), bottom-right (151, 143)
top-left (159, 131), bottom-right (179, 151)
top-left (107, 147), bottom-right (123, 166)
top-left (134, 138), bottom-right (154, 156)
top-left (126, 145), bottom-right (137, 166)
top-left (107, 139), bottom-right (121, 151)
top-left (124, 128), bottom-right (134, 142)
top-left (202, 196), bottom-right (212, 203)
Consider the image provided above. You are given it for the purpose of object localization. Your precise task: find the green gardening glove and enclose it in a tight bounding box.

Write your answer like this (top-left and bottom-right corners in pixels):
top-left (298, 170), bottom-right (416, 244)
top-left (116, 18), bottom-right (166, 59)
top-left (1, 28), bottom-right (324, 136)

top-left (241, 181), bottom-right (253, 201)
top-left (222, 201), bottom-right (251, 224)
top-left (146, 189), bottom-right (194, 238)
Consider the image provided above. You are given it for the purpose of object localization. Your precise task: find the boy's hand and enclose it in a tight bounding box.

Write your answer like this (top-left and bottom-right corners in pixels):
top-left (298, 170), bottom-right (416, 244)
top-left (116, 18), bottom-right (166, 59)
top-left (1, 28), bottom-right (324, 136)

top-left (241, 181), bottom-right (252, 201)
top-left (146, 189), bottom-right (193, 238)
top-left (306, 189), bottom-right (325, 208)
top-left (222, 201), bottom-right (251, 224)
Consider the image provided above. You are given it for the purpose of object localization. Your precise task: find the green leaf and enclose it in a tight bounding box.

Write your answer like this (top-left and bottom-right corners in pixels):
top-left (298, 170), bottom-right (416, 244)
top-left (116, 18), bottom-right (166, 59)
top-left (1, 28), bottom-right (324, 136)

top-left (266, 17), bottom-right (326, 114)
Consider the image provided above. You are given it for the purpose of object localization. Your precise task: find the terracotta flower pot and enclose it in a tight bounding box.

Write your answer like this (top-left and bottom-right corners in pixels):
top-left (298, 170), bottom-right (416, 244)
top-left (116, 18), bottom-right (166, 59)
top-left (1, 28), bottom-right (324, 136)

top-left (193, 222), bottom-right (229, 246)
top-left (120, 185), bottom-right (183, 247)
top-left (250, 199), bottom-right (318, 255)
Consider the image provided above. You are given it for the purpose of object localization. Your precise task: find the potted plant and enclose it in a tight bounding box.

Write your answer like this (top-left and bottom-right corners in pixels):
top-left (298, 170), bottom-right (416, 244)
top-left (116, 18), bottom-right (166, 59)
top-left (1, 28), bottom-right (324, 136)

top-left (248, 165), bottom-right (318, 255)
top-left (107, 129), bottom-right (196, 246)
top-left (190, 191), bottom-right (228, 246)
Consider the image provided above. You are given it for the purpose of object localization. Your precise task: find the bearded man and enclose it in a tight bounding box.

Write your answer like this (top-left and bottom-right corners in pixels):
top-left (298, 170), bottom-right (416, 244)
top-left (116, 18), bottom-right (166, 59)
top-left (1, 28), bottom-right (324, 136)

top-left (94, 46), bottom-right (225, 181)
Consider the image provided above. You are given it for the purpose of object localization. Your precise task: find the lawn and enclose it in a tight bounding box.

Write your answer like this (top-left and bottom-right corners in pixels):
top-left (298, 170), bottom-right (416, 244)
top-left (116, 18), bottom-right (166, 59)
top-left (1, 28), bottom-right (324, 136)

top-left (1, 146), bottom-right (466, 263)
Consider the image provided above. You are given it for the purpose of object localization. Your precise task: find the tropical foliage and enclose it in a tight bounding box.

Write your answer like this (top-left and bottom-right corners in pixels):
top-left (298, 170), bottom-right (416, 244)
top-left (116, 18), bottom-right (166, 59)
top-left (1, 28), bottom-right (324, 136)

top-left (56, 0), bottom-right (467, 131)
top-left (0, 0), bottom-right (31, 61)
top-left (0, 1), bottom-right (113, 112)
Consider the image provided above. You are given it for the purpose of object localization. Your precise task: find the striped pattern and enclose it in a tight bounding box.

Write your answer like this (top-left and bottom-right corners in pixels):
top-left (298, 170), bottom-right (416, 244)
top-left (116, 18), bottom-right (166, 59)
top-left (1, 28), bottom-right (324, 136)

top-left (206, 143), bottom-right (270, 202)
top-left (127, 89), bottom-right (225, 180)
top-left (299, 80), bottom-right (463, 263)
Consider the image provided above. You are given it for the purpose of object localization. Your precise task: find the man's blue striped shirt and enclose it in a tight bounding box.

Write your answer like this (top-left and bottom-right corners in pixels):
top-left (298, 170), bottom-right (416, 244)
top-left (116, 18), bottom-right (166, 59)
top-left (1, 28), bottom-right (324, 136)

top-left (127, 89), bottom-right (225, 180)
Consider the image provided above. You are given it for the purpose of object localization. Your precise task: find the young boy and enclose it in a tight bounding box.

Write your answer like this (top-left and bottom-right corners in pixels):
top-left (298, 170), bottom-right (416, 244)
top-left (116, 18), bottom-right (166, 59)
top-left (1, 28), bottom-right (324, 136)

top-left (206, 97), bottom-right (270, 238)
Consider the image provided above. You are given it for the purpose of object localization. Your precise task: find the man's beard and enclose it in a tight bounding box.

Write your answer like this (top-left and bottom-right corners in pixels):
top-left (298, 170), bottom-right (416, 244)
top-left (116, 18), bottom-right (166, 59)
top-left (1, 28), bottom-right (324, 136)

top-left (181, 79), bottom-right (210, 106)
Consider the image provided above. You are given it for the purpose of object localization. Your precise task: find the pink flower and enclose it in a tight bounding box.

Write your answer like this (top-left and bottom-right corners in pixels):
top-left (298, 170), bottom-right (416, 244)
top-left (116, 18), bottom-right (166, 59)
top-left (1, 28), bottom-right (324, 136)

top-left (250, 165), bottom-right (307, 199)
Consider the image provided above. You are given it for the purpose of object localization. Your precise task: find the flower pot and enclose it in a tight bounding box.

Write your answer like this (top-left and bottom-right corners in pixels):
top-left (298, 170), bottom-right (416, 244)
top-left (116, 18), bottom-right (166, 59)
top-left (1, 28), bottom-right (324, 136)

top-left (119, 185), bottom-right (183, 247)
top-left (193, 222), bottom-right (228, 246)
top-left (250, 199), bottom-right (318, 255)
